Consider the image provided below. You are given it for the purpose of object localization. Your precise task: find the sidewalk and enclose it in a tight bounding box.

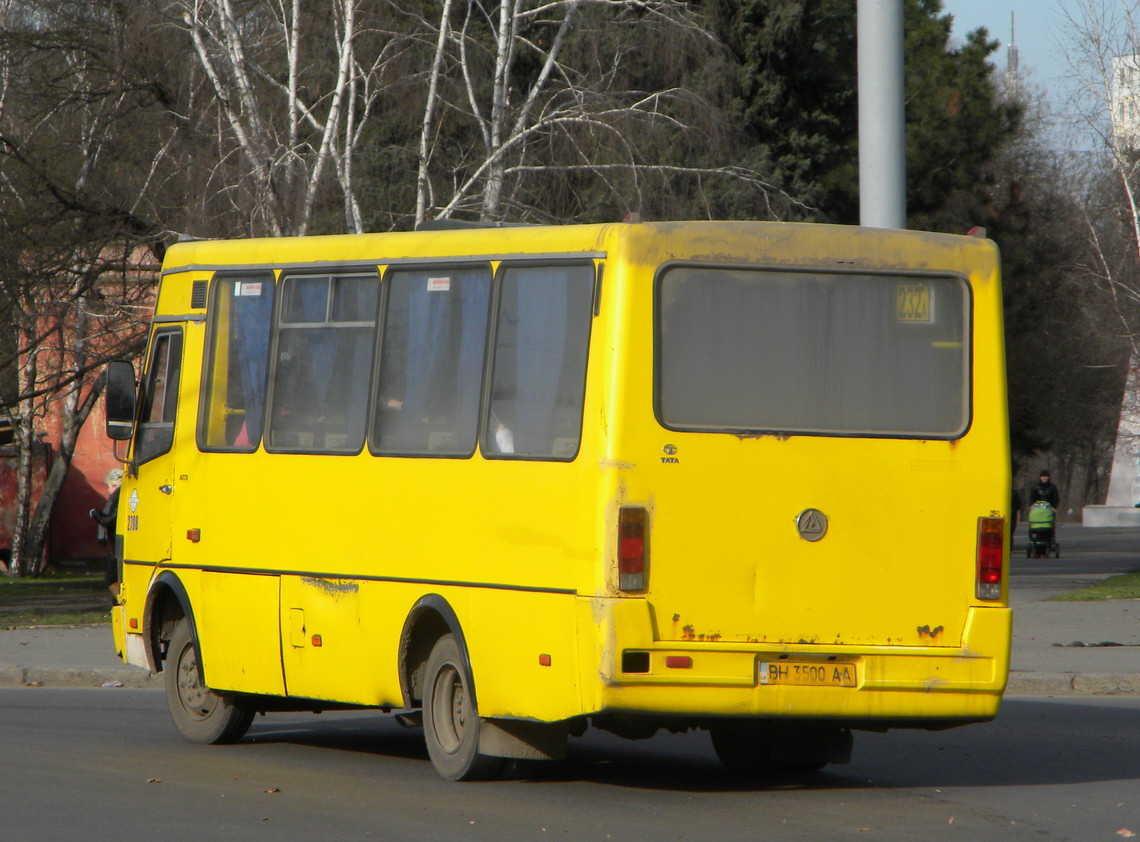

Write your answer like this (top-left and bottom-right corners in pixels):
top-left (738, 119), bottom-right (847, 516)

top-left (1007, 596), bottom-right (1140, 695)
top-left (1, 596), bottom-right (1137, 695)
top-left (0, 623), bottom-right (155, 689)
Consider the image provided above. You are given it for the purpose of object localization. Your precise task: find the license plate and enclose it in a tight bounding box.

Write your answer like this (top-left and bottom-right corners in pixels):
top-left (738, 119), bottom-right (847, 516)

top-left (759, 661), bottom-right (857, 687)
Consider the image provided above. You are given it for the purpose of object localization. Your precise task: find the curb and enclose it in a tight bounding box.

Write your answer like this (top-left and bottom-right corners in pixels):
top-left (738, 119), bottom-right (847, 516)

top-left (0, 666), bottom-right (155, 689)
top-left (1006, 672), bottom-right (1140, 696)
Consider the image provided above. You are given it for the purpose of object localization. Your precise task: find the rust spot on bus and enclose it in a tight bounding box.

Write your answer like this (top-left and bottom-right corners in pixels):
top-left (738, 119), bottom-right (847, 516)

top-left (676, 623), bottom-right (721, 643)
top-left (917, 624), bottom-right (944, 640)
top-left (301, 577), bottom-right (359, 598)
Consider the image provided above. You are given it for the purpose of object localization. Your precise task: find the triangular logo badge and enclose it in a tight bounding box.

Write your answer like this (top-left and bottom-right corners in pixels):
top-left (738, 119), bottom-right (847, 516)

top-left (797, 508), bottom-right (828, 542)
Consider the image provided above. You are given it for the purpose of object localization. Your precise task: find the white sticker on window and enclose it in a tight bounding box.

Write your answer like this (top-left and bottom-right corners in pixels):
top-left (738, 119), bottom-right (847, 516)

top-left (235, 282), bottom-right (263, 297)
top-left (427, 277), bottom-right (451, 292)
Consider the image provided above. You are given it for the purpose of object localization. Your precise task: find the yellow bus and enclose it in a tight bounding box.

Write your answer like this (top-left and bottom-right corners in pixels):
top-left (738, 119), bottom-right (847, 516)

top-left (104, 220), bottom-right (1010, 780)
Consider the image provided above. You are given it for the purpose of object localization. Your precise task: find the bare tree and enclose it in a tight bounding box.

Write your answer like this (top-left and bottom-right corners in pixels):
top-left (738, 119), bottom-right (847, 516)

top-left (412, 0), bottom-right (795, 225)
top-left (2, 248), bottom-right (155, 577)
top-left (1062, 1), bottom-right (1140, 341)
top-left (1057, 0), bottom-right (1140, 506)
top-left (177, 0), bottom-right (409, 235)
top-left (0, 0), bottom-right (162, 575)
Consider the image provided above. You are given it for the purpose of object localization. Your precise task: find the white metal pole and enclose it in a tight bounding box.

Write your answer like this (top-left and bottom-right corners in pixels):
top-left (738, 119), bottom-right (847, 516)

top-left (857, 0), bottom-right (907, 229)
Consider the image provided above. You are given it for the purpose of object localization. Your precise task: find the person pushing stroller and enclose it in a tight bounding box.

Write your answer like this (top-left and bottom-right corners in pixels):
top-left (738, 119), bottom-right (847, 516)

top-left (1026, 470), bottom-right (1060, 558)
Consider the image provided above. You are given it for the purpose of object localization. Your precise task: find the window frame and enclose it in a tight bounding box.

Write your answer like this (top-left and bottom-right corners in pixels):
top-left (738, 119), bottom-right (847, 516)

top-left (369, 262), bottom-right (494, 460)
top-left (479, 259), bottom-right (597, 462)
top-left (197, 270), bottom-right (278, 454)
top-left (264, 268), bottom-right (381, 456)
top-left (133, 327), bottom-right (184, 466)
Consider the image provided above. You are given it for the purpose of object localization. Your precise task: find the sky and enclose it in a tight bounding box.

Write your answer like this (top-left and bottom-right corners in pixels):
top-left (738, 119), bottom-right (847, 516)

top-left (941, 0), bottom-right (1070, 86)
top-left (941, 0), bottom-right (1092, 146)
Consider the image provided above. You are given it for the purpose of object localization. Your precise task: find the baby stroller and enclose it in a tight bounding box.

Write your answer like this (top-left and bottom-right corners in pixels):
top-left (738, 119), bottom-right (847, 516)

top-left (1026, 500), bottom-right (1059, 558)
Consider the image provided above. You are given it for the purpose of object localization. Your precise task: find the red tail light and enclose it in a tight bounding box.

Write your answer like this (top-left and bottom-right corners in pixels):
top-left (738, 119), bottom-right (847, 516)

top-left (618, 506), bottom-right (648, 592)
top-left (976, 516), bottom-right (1004, 600)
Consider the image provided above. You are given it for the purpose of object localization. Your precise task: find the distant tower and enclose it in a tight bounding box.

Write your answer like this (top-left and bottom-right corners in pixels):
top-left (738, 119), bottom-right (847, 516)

top-left (1006, 12), bottom-right (1020, 95)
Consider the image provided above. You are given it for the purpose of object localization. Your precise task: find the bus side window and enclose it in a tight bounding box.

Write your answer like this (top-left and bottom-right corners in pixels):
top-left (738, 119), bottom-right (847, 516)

top-left (268, 273), bottom-right (378, 453)
top-left (199, 274), bottom-right (275, 451)
top-left (484, 264), bottom-right (593, 460)
top-left (372, 266), bottom-right (491, 457)
top-left (134, 329), bottom-right (183, 466)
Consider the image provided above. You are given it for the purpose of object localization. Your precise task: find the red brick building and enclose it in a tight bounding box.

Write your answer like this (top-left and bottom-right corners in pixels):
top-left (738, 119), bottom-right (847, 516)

top-left (0, 246), bottom-right (156, 572)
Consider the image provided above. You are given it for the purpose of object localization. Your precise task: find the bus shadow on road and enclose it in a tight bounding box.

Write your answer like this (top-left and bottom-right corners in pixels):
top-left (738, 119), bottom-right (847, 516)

top-left (234, 697), bottom-right (1140, 792)
top-left (244, 712), bottom-right (428, 764)
top-left (831, 697), bottom-right (1140, 791)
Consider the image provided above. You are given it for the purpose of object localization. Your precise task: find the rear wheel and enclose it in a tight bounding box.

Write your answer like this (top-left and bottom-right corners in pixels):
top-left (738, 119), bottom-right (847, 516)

top-left (164, 618), bottom-right (253, 744)
top-left (710, 720), bottom-right (850, 776)
top-left (422, 634), bottom-right (503, 781)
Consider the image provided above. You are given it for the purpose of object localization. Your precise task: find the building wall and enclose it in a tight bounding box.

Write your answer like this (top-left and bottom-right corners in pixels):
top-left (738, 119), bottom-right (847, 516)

top-left (1, 245), bottom-right (156, 569)
top-left (48, 398), bottom-right (126, 561)
top-left (0, 441), bottom-right (49, 571)
top-left (1111, 55), bottom-right (1140, 150)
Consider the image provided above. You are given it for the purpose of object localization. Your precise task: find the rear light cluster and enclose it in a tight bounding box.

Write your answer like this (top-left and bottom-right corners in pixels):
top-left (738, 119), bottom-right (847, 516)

top-left (618, 506), bottom-right (648, 592)
top-left (976, 516), bottom-right (1004, 600)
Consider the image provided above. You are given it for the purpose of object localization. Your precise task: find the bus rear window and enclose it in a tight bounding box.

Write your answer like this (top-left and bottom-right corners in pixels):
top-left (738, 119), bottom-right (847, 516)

top-left (657, 266), bottom-right (969, 438)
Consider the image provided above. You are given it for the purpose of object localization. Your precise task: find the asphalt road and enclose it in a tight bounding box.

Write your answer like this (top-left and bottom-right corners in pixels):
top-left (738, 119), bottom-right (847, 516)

top-left (3, 688), bottom-right (1138, 841)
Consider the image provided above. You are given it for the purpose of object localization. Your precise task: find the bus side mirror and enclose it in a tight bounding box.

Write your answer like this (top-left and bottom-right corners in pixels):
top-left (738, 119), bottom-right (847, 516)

top-left (105, 360), bottom-right (137, 441)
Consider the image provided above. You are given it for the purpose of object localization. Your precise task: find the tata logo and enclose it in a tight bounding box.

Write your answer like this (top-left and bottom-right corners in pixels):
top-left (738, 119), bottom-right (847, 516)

top-left (796, 508), bottom-right (828, 542)
top-left (661, 443), bottom-right (679, 464)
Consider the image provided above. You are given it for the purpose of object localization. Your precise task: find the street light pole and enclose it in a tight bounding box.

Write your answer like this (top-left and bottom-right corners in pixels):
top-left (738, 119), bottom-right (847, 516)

top-left (857, 0), bottom-right (906, 229)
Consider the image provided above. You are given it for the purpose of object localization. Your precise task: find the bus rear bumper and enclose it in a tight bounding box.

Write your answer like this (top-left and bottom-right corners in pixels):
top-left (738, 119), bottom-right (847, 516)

top-left (582, 601), bottom-right (1011, 725)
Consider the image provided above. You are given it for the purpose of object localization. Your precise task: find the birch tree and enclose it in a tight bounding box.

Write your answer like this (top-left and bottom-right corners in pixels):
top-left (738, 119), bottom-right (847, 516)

top-left (0, 0), bottom-right (162, 575)
top-left (1062, 0), bottom-right (1140, 343)
top-left (176, 0), bottom-right (409, 236)
top-left (1, 247), bottom-right (155, 577)
top-left (413, 0), bottom-right (792, 225)
top-left (1055, 1), bottom-right (1140, 499)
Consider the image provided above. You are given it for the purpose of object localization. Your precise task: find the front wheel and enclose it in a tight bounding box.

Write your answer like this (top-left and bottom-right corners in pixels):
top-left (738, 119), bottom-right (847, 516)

top-left (164, 618), bottom-right (253, 744)
top-left (422, 634), bottom-right (502, 781)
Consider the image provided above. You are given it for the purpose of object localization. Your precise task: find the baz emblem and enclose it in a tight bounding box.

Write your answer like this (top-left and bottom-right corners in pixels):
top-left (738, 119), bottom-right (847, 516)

top-left (796, 508), bottom-right (828, 542)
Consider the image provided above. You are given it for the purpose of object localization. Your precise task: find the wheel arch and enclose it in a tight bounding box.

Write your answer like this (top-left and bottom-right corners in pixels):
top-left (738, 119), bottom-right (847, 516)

top-left (398, 594), bottom-right (474, 709)
top-left (144, 570), bottom-right (203, 684)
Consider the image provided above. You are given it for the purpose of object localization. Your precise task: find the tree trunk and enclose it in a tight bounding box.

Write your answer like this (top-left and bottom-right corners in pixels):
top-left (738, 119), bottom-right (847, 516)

top-left (22, 379), bottom-right (101, 576)
top-left (8, 337), bottom-right (38, 578)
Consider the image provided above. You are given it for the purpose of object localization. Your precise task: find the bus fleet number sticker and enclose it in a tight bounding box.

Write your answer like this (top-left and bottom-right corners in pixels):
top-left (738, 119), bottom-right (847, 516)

top-left (896, 282), bottom-right (934, 323)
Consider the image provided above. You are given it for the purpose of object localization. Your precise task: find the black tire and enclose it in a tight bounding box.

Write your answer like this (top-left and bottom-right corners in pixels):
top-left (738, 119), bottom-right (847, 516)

top-left (164, 618), bottom-right (253, 744)
top-left (710, 720), bottom-right (847, 776)
top-left (710, 720), bottom-right (768, 773)
top-left (422, 634), bottom-right (502, 781)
